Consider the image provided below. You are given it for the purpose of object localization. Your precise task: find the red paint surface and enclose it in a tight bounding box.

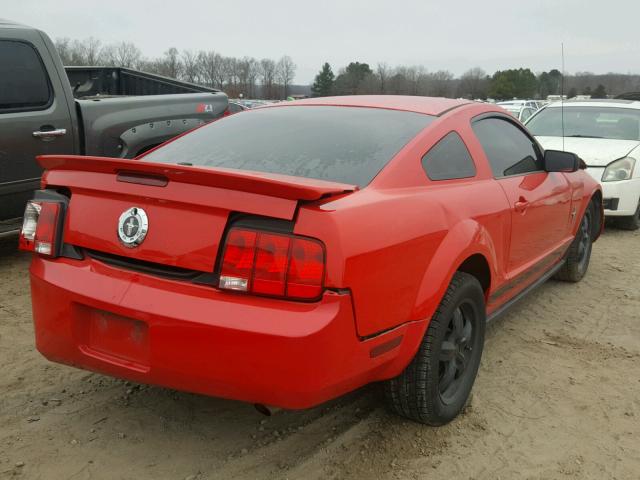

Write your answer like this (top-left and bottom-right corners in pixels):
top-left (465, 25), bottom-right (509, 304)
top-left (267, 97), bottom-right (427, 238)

top-left (28, 97), bottom-right (602, 409)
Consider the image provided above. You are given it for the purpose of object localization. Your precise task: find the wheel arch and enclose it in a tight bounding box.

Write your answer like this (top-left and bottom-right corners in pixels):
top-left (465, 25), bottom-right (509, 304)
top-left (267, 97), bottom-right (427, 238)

top-left (589, 189), bottom-right (603, 240)
top-left (410, 219), bottom-right (498, 324)
top-left (457, 253), bottom-right (491, 297)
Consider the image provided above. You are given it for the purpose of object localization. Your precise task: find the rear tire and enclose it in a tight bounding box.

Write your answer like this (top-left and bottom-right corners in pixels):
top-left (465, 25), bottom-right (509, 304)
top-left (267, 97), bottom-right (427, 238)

top-left (615, 200), bottom-right (640, 231)
top-left (384, 272), bottom-right (485, 425)
top-left (554, 202), bottom-right (594, 282)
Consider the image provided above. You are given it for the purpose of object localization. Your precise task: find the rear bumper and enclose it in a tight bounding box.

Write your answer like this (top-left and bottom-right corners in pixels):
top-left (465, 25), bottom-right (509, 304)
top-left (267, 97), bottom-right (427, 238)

top-left (30, 256), bottom-right (423, 409)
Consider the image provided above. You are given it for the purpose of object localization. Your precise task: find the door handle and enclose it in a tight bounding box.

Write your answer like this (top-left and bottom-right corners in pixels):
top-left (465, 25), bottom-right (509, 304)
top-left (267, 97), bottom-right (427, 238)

top-left (514, 197), bottom-right (530, 213)
top-left (33, 128), bottom-right (67, 140)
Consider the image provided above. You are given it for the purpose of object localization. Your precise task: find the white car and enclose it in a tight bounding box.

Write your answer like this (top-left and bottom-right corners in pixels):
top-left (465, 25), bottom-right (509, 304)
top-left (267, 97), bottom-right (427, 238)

top-left (499, 104), bottom-right (537, 123)
top-left (526, 99), bottom-right (640, 229)
top-left (497, 99), bottom-right (541, 110)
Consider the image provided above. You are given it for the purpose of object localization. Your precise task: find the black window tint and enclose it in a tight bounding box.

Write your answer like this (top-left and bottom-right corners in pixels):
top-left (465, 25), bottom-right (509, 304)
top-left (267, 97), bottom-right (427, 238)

top-left (143, 106), bottom-right (434, 187)
top-left (472, 118), bottom-right (541, 177)
top-left (422, 132), bottom-right (476, 181)
top-left (0, 41), bottom-right (50, 111)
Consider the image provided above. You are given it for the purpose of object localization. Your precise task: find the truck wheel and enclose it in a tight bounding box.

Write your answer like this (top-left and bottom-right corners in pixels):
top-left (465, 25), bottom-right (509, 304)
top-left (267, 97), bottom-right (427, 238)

top-left (616, 200), bottom-right (640, 231)
top-left (554, 202), bottom-right (594, 282)
top-left (384, 272), bottom-right (485, 425)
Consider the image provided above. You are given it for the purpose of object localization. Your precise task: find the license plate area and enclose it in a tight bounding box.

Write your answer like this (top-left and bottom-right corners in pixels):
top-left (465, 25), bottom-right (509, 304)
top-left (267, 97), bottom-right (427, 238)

top-left (76, 306), bottom-right (150, 372)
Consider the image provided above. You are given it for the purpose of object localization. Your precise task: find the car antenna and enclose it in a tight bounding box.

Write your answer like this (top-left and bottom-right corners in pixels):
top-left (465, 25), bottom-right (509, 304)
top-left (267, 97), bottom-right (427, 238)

top-left (561, 42), bottom-right (565, 151)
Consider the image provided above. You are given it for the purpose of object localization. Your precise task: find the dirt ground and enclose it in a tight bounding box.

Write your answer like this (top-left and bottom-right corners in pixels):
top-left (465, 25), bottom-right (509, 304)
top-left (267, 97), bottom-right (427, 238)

top-left (1, 228), bottom-right (639, 480)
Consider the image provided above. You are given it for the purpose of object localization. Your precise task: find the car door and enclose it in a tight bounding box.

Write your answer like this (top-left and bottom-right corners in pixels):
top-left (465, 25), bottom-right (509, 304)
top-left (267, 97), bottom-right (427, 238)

top-left (471, 116), bottom-right (572, 274)
top-left (0, 29), bottom-right (75, 222)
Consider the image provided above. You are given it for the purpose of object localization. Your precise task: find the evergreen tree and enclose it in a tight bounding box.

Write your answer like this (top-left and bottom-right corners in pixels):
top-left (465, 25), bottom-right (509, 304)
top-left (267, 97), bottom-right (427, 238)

top-left (488, 68), bottom-right (538, 100)
top-left (592, 84), bottom-right (607, 99)
top-left (311, 63), bottom-right (335, 97)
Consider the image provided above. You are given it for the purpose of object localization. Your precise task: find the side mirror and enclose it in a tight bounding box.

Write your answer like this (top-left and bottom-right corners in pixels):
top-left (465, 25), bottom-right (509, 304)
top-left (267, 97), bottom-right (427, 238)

top-left (543, 150), bottom-right (580, 173)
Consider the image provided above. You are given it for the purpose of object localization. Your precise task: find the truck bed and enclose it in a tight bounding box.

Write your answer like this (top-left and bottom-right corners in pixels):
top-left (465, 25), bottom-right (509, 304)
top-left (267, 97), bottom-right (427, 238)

top-left (65, 66), bottom-right (218, 98)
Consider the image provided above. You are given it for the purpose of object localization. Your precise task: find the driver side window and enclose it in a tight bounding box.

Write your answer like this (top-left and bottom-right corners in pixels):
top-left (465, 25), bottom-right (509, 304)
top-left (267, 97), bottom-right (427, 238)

top-left (472, 117), bottom-right (542, 177)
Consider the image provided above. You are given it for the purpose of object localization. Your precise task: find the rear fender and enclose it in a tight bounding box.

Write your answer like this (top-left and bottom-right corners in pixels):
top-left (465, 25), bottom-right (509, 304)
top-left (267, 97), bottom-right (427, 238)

top-left (410, 218), bottom-right (497, 323)
top-left (119, 118), bottom-right (206, 158)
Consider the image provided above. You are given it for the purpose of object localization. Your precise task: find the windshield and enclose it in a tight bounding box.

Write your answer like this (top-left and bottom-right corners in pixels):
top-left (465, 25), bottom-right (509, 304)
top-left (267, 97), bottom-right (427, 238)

top-left (143, 106), bottom-right (434, 187)
top-left (527, 106), bottom-right (640, 141)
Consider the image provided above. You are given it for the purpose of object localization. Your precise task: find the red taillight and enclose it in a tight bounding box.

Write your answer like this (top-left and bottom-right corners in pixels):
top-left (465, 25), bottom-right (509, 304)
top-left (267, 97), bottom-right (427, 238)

top-left (19, 201), bottom-right (61, 257)
top-left (219, 228), bottom-right (325, 300)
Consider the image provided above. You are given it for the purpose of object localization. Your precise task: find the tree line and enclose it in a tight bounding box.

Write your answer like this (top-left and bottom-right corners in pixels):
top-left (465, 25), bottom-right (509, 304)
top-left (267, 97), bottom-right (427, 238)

top-left (54, 37), bottom-right (640, 100)
top-left (313, 63), bottom-right (640, 100)
top-left (54, 37), bottom-right (297, 99)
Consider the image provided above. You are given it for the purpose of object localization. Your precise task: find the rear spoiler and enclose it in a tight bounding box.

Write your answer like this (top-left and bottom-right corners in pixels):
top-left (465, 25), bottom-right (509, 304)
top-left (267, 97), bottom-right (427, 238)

top-left (37, 155), bottom-right (358, 201)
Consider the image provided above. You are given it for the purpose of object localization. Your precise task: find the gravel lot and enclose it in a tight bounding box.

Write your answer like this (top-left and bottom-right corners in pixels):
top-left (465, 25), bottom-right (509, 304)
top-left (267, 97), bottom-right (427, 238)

top-left (1, 228), bottom-right (639, 480)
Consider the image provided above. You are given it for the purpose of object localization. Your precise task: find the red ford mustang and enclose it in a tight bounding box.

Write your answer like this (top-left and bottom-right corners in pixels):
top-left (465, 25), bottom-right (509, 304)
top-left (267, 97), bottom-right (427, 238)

top-left (20, 96), bottom-right (602, 425)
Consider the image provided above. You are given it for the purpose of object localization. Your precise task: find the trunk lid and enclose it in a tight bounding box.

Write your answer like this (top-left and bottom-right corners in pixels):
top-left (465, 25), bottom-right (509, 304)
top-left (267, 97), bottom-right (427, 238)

top-left (39, 155), bottom-right (357, 272)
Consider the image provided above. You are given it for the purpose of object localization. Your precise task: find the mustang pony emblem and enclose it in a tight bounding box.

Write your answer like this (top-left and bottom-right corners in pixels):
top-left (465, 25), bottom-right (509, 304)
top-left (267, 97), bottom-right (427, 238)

top-left (117, 207), bottom-right (149, 247)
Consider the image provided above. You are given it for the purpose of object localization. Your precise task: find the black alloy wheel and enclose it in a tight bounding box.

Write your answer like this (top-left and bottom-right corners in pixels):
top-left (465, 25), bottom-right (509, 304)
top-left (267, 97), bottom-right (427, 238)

top-left (438, 302), bottom-right (477, 405)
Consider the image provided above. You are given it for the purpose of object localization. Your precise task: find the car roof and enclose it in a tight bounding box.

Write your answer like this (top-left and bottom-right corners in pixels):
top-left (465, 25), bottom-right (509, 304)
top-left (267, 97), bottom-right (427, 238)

top-left (280, 95), bottom-right (472, 116)
top-left (0, 18), bottom-right (31, 29)
top-left (545, 99), bottom-right (640, 110)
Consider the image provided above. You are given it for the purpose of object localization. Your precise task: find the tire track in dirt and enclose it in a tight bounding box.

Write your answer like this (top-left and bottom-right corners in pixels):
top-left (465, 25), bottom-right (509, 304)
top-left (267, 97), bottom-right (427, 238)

top-left (1, 229), bottom-right (639, 479)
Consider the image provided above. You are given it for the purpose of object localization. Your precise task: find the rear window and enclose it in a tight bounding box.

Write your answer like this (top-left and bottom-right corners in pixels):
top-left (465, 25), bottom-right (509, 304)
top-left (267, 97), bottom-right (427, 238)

top-left (0, 40), bottom-right (51, 111)
top-left (143, 106), bottom-right (434, 186)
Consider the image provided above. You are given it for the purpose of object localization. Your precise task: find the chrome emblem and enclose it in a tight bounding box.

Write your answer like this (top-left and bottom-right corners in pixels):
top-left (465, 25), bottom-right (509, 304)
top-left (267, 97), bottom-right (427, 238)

top-left (118, 207), bottom-right (148, 247)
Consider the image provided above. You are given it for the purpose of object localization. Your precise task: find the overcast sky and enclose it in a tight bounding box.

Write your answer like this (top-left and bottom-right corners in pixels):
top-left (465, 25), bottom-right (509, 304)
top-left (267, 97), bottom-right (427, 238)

top-left (4, 0), bottom-right (639, 83)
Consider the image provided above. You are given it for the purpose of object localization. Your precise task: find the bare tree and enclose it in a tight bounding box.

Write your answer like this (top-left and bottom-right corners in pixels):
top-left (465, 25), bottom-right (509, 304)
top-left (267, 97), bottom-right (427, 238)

top-left (428, 70), bottom-right (455, 97)
top-left (247, 58), bottom-right (259, 98)
top-left (458, 67), bottom-right (487, 99)
top-left (376, 62), bottom-right (390, 94)
top-left (236, 56), bottom-right (258, 97)
top-left (159, 47), bottom-right (182, 78)
top-left (102, 42), bottom-right (142, 68)
top-left (54, 38), bottom-right (72, 65)
top-left (83, 37), bottom-right (102, 65)
top-left (259, 58), bottom-right (277, 99)
top-left (200, 51), bottom-right (223, 88)
top-left (181, 50), bottom-right (200, 83)
top-left (276, 55), bottom-right (296, 99)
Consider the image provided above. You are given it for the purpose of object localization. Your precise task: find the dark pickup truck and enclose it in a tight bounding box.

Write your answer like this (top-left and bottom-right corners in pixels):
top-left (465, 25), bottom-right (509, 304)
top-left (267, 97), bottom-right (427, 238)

top-left (0, 19), bottom-right (229, 234)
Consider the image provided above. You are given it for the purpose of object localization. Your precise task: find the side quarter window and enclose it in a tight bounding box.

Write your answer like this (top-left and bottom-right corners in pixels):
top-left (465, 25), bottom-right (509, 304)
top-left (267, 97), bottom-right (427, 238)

top-left (422, 131), bottom-right (476, 181)
top-left (471, 117), bottom-right (541, 177)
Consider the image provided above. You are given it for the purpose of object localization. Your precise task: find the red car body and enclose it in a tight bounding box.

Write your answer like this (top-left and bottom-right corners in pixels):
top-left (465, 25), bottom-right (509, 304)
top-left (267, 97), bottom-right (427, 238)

top-left (25, 96), bottom-right (602, 409)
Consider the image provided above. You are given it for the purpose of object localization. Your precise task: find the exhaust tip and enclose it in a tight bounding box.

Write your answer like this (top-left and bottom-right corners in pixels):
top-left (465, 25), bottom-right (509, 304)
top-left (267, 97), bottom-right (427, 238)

top-left (254, 403), bottom-right (282, 416)
top-left (254, 403), bottom-right (271, 416)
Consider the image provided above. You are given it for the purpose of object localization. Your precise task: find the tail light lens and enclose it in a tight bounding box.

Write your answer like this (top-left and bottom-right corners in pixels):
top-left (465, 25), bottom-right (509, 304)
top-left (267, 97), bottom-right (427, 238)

top-left (219, 228), bottom-right (325, 300)
top-left (19, 201), bottom-right (62, 257)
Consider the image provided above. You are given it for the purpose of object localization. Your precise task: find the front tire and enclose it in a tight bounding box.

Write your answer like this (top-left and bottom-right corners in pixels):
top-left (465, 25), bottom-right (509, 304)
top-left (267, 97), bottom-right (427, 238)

top-left (616, 199), bottom-right (640, 231)
top-left (384, 272), bottom-right (485, 425)
top-left (554, 202), bottom-right (594, 282)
